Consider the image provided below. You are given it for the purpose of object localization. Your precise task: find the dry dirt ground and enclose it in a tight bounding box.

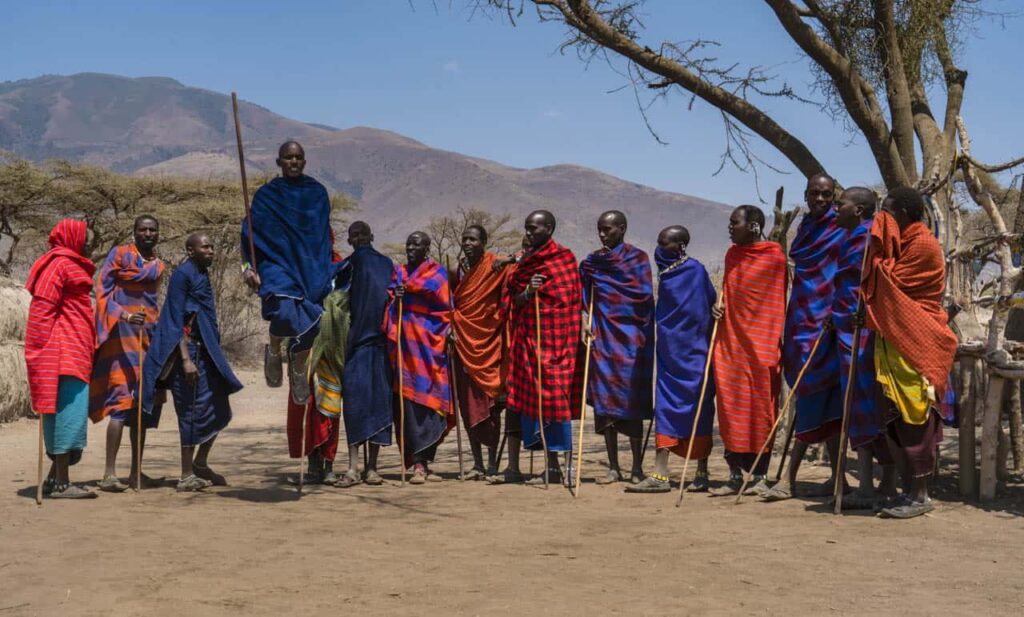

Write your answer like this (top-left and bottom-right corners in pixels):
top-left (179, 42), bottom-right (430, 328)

top-left (1, 370), bottom-right (1022, 617)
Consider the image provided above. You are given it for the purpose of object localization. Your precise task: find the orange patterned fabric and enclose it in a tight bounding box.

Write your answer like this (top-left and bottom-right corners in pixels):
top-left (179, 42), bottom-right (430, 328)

top-left (862, 211), bottom-right (957, 398)
top-left (452, 252), bottom-right (509, 400)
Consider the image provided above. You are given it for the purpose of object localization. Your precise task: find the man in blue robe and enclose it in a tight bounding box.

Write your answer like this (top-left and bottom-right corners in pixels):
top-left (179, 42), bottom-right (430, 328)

top-left (332, 221), bottom-right (395, 488)
top-left (241, 141), bottom-right (337, 404)
top-left (142, 233), bottom-right (243, 491)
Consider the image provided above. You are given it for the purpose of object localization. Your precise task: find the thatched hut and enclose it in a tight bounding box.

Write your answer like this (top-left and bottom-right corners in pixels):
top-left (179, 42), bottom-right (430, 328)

top-left (0, 277), bottom-right (31, 422)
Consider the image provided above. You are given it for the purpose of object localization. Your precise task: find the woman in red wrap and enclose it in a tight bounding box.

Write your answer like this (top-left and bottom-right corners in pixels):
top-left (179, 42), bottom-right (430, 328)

top-left (25, 219), bottom-right (98, 499)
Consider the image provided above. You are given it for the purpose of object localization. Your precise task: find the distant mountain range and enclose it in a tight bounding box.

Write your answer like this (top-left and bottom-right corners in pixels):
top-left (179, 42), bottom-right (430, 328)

top-left (0, 72), bottom-right (732, 262)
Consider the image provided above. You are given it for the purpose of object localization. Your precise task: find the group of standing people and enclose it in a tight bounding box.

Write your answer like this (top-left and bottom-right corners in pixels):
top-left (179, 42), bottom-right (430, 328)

top-left (24, 140), bottom-right (957, 518)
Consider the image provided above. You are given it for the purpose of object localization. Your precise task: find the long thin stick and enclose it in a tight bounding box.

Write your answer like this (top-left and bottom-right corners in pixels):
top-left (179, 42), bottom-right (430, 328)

top-left (231, 92), bottom-right (257, 272)
top-left (534, 293), bottom-right (549, 488)
top-left (298, 353), bottom-right (307, 495)
top-left (494, 432), bottom-right (507, 473)
top-left (445, 256), bottom-right (465, 480)
top-left (135, 328), bottom-right (145, 492)
top-left (36, 415), bottom-right (44, 505)
top-left (398, 297), bottom-right (407, 486)
top-left (735, 328), bottom-right (827, 504)
top-left (774, 406), bottom-right (797, 482)
top-left (833, 240), bottom-right (874, 513)
top-left (677, 294), bottom-right (723, 506)
top-left (573, 284), bottom-right (596, 497)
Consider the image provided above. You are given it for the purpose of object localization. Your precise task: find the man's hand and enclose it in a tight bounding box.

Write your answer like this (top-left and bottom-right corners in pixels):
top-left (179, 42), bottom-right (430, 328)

top-left (528, 274), bottom-right (546, 294)
top-left (183, 359), bottom-right (198, 385)
top-left (123, 311), bottom-right (146, 326)
top-left (712, 304), bottom-right (724, 320)
top-left (581, 313), bottom-right (594, 344)
top-left (394, 284), bottom-right (406, 299)
top-left (823, 315), bottom-right (834, 331)
top-left (244, 269), bottom-right (261, 292)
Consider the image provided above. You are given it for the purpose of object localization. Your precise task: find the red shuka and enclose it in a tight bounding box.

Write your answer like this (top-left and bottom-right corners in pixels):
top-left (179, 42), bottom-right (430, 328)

top-left (24, 219), bottom-right (97, 414)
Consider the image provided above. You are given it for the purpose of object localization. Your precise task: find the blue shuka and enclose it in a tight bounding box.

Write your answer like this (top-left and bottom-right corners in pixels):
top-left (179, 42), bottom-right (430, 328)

top-left (580, 243), bottom-right (655, 422)
top-left (653, 248), bottom-right (717, 442)
top-left (338, 245), bottom-right (395, 446)
top-left (141, 259), bottom-right (243, 444)
top-left (241, 175), bottom-right (338, 351)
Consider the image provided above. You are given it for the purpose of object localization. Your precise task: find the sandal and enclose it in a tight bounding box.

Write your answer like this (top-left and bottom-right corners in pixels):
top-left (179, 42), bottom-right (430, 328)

top-left (425, 472), bottom-right (444, 483)
top-left (743, 476), bottom-right (771, 497)
top-left (334, 469), bottom-right (362, 488)
top-left (709, 476), bottom-right (742, 497)
top-left (595, 469), bottom-right (623, 485)
top-left (264, 343), bottom-right (283, 388)
top-left (98, 475), bottom-right (128, 493)
top-left (879, 498), bottom-right (934, 519)
top-left (461, 468), bottom-right (486, 481)
top-left (176, 474), bottom-right (212, 492)
top-left (409, 467), bottom-right (427, 485)
top-left (526, 468), bottom-right (563, 485)
top-left (363, 470), bottom-right (384, 486)
top-left (624, 474), bottom-right (671, 493)
top-left (760, 482), bottom-right (794, 502)
top-left (686, 472), bottom-right (710, 493)
top-left (49, 483), bottom-right (98, 499)
top-left (486, 469), bottom-right (524, 485)
top-left (192, 463), bottom-right (228, 486)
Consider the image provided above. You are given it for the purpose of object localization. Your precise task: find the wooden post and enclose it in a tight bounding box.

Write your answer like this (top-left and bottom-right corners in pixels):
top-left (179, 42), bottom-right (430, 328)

top-left (1009, 379), bottom-right (1024, 473)
top-left (958, 357), bottom-right (977, 498)
top-left (980, 372), bottom-right (1004, 501)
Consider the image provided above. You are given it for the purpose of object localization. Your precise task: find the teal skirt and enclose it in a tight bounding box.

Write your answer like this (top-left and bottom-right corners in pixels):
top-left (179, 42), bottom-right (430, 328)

top-left (43, 377), bottom-right (89, 465)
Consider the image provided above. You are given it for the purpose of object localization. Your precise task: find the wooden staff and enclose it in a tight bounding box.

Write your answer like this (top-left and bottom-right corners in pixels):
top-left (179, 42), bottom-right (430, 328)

top-left (833, 240), bottom-right (874, 513)
top-left (135, 328), bottom-right (145, 492)
top-left (298, 347), bottom-right (311, 495)
top-left (677, 293), bottom-right (723, 506)
top-left (735, 327), bottom-right (827, 504)
top-left (231, 92), bottom-right (257, 272)
top-left (445, 255), bottom-right (466, 480)
top-left (398, 297), bottom-right (407, 486)
top-left (534, 293), bottom-right (550, 488)
top-left (639, 416), bottom-right (654, 467)
top-left (573, 284), bottom-right (596, 497)
top-left (36, 415), bottom-right (44, 505)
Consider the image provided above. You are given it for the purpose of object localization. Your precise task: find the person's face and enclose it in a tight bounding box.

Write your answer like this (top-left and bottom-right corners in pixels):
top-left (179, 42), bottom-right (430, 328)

top-left (834, 192), bottom-right (863, 230)
top-left (657, 229), bottom-right (684, 255)
top-left (276, 144), bottom-right (306, 179)
top-left (881, 196), bottom-right (911, 229)
top-left (728, 209), bottom-right (756, 246)
top-left (405, 234), bottom-right (429, 266)
top-left (524, 214), bottom-right (552, 249)
top-left (348, 227), bottom-right (372, 249)
top-left (133, 219), bottom-right (159, 252)
top-left (805, 176), bottom-right (836, 216)
top-left (188, 235), bottom-right (215, 268)
top-left (461, 228), bottom-right (486, 262)
top-left (597, 217), bottom-right (625, 250)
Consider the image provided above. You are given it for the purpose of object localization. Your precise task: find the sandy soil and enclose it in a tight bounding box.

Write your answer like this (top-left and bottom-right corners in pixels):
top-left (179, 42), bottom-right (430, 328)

top-left (1, 370), bottom-right (1022, 617)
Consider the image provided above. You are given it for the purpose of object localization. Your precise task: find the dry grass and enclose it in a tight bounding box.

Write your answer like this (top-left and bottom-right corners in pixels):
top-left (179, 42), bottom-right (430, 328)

top-left (0, 277), bottom-right (31, 422)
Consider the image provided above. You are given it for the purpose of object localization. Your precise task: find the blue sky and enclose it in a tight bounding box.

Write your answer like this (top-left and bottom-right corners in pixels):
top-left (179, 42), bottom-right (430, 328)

top-left (2, 0), bottom-right (1021, 206)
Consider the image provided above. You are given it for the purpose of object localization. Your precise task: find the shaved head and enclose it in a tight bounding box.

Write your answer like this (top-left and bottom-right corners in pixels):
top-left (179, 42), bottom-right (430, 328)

top-left (842, 186), bottom-right (877, 212)
top-left (278, 140), bottom-right (304, 157)
top-left (407, 231), bottom-right (431, 247)
top-left (660, 225), bottom-right (690, 247)
top-left (185, 232), bottom-right (208, 251)
top-left (527, 210), bottom-right (556, 232)
top-left (599, 210), bottom-right (627, 227)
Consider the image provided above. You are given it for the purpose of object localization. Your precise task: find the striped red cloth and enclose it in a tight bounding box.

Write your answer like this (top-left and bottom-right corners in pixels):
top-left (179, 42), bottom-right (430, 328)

top-left (504, 238), bottom-right (582, 423)
top-left (24, 219), bottom-right (97, 415)
top-left (862, 211), bottom-right (957, 397)
top-left (714, 241), bottom-right (787, 453)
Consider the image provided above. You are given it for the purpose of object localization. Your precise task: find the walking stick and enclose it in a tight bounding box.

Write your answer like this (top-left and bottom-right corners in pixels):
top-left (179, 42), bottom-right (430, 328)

top-left (398, 297), bottom-right (407, 486)
top-left (573, 284), bottom-right (596, 497)
top-left (445, 255), bottom-right (466, 480)
top-left (774, 406), bottom-right (797, 482)
top-left (231, 92), bottom-right (257, 273)
top-left (833, 244), bottom-right (873, 514)
top-left (298, 343), bottom-right (309, 495)
top-left (136, 327), bottom-right (145, 492)
top-left (735, 327), bottom-right (827, 504)
top-left (677, 294), bottom-right (723, 506)
top-left (36, 415), bottom-right (44, 505)
top-left (534, 293), bottom-right (549, 488)
top-left (494, 432), bottom-right (507, 473)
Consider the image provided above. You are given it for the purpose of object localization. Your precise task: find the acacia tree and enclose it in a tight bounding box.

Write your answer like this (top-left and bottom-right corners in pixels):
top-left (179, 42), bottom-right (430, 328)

top-left (474, 0), bottom-right (1024, 491)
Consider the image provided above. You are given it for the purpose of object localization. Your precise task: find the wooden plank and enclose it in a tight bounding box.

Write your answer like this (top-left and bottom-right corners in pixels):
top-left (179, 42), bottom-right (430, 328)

top-left (958, 359), bottom-right (977, 498)
top-left (980, 373), bottom-right (1004, 501)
